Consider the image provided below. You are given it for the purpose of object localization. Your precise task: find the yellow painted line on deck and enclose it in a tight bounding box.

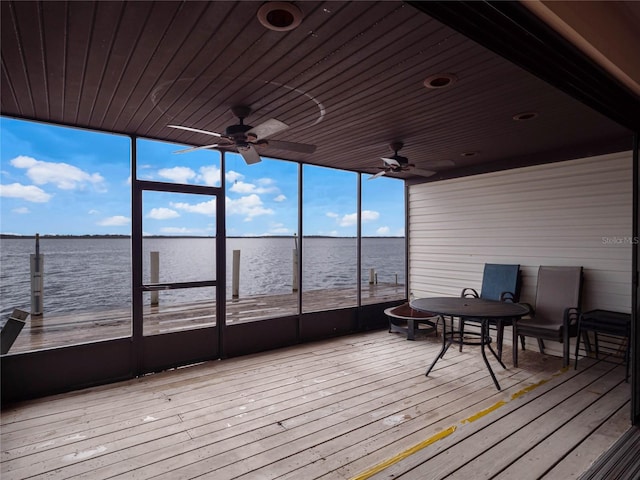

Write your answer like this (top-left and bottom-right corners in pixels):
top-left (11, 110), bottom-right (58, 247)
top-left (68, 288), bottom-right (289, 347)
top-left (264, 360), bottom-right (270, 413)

top-left (460, 400), bottom-right (506, 424)
top-left (350, 426), bottom-right (457, 480)
top-left (350, 368), bottom-right (568, 480)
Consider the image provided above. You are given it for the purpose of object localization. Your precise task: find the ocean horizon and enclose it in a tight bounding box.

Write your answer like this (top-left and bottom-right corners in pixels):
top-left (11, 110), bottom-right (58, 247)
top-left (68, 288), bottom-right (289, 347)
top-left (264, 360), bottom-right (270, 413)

top-left (1, 236), bottom-right (406, 318)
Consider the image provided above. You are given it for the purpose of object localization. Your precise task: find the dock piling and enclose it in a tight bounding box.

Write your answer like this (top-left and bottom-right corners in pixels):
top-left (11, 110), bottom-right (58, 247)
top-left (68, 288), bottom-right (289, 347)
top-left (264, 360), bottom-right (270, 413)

top-left (30, 233), bottom-right (43, 316)
top-left (150, 251), bottom-right (159, 306)
top-left (232, 250), bottom-right (240, 298)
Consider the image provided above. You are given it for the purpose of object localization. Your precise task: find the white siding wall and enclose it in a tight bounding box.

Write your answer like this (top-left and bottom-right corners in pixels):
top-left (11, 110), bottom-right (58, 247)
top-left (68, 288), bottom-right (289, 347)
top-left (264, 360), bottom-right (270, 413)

top-left (408, 151), bottom-right (632, 357)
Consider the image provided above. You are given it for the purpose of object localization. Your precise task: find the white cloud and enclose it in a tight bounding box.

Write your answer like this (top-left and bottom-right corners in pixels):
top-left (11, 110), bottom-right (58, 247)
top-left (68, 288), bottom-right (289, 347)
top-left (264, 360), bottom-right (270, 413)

top-left (147, 207), bottom-right (180, 220)
top-left (257, 178), bottom-right (275, 186)
top-left (230, 180), bottom-right (278, 195)
top-left (230, 181), bottom-right (256, 194)
top-left (267, 228), bottom-right (291, 234)
top-left (326, 212), bottom-right (339, 218)
top-left (227, 194), bottom-right (274, 220)
top-left (12, 206), bottom-right (30, 214)
top-left (339, 213), bottom-right (357, 227)
top-left (226, 170), bottom-right (244, 183)
top-left (171, 198), bottom-right (216, 215)
top-left (88, 209), bottom-right (99, 215)
top-left (339, 210), bottom-right (380, 227)
top-left (274, 194), bottom-right (286, 202)
top-left (198, 165), bottom-right (221, 186)
top-left (10, 155), bottom-right (105, 191)
top-left (267, 222), bottom-right (291, 235)
top-left (376, 226), bottom-right (390, 235)
top-left (159, 226), bottom-right (199, 234)
top-left (97, 216), bottom-right (130, 226)
top-left (158, 166), bottom-right (196, 183)
top-left (362, 210), bottom-right (380, 222)
top-left (0, 183), bottom-right (52, 202)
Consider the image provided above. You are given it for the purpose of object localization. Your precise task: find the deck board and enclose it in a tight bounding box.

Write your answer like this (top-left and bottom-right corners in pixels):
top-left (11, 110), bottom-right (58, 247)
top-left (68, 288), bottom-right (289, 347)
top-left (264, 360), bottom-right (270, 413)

top-left (0, 330), bottom-right (630, 480)
top-left (545, 406), bottom-right (631, 479)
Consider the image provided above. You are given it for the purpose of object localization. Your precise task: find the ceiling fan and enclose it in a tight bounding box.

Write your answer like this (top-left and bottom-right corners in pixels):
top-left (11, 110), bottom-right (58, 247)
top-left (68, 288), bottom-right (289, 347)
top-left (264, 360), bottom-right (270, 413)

top-left (369, 142), bottom-right (441, 180)
top-left (168, 105), bottom-right (316, 165)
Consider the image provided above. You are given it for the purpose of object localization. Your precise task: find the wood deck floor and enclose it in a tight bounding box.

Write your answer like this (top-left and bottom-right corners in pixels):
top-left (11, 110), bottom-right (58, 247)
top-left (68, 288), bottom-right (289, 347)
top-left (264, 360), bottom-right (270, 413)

top-left (0, 329), bottom-right (631, 480)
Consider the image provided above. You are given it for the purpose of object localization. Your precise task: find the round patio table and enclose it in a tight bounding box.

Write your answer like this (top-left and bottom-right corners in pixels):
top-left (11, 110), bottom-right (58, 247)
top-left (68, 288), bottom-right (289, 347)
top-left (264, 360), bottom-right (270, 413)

top-left (410, 297), bottom-right (530, 390)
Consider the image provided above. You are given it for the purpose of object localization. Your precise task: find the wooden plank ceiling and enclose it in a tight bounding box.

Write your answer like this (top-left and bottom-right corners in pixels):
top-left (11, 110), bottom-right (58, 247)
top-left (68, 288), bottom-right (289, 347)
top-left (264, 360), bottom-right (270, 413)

top-left (0, 1), bottom-right (635, 182)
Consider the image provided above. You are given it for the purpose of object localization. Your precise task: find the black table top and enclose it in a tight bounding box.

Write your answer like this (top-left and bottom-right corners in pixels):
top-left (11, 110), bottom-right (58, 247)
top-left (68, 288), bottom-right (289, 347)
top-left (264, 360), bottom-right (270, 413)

top-left (410, 297), bottom-right (530, 318)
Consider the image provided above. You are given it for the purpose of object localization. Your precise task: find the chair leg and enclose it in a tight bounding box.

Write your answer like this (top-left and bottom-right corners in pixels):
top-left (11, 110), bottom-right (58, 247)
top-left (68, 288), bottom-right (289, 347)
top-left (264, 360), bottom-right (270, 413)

top-left (519, 335), bottom-right (526, 350)
top-left (459, 318), bottom-right (465, 352)
top-left (513, 326), bottom-right (519, 368)
top-left (537, 338), bottom-right (545, 353)
top-left (562, 328), bottom-right (570, 368)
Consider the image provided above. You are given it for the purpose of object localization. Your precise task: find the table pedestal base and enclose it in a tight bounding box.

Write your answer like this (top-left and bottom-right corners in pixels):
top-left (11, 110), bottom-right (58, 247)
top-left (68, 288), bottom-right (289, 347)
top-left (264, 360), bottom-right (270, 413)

top-left (426, 316), bottom-right (506, 390)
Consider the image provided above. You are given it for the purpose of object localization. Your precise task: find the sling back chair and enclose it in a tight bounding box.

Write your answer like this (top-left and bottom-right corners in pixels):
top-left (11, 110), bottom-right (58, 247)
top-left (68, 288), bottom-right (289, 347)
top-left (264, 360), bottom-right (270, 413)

top-left (513, 266), bottom-right (583, 367)
top-left (459, 263), bottom-right (521, 361)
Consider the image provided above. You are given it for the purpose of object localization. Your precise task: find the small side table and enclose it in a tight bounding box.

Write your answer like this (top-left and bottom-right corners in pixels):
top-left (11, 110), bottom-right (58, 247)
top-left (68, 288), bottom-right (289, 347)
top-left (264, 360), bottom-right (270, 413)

top-left (574, 309), bottom-right (630, 381)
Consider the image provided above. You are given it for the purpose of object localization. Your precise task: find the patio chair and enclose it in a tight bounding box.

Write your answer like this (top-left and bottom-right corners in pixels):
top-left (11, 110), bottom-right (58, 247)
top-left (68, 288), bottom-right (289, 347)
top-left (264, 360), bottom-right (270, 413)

top-left (459, 263), bottom-right (521, 361)
top-left (513, 266), bottom-right (583, 367)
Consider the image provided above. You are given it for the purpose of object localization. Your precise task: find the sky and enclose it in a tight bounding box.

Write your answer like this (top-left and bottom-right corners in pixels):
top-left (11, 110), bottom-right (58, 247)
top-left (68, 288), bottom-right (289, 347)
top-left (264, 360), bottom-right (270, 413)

top-left (0, 117), bottom-right (405, 237)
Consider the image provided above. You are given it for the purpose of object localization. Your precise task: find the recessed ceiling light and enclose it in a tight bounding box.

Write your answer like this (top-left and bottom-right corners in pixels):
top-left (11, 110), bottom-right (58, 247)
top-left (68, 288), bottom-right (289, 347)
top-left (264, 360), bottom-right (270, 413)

top-left (513, 111), bottom-right (539, 121)
top-left (257, 2), bottom-right (303, 32)
top-left (424, 73), bottom-right (457, 89)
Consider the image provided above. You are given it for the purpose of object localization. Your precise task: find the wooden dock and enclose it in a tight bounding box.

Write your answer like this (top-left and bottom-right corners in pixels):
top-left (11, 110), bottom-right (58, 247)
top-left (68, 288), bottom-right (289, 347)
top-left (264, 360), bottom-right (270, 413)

top-left (6, 283), bottom-right (405, 354)
top-left (0, 329), bottom-right (630, 479)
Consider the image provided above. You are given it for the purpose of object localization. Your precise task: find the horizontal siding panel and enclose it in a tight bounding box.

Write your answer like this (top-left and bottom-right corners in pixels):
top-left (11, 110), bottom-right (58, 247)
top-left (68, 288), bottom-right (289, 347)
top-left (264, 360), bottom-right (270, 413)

top-left (408, 151), bottom-right (632, 359)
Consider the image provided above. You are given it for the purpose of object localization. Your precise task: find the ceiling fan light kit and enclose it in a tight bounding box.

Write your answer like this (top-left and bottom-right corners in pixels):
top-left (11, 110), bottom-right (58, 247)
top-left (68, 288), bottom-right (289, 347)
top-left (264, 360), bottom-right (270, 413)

top-left (370, 142), bottom-right (436, 180)
top-left (168, 105), bottom-right (316, 164)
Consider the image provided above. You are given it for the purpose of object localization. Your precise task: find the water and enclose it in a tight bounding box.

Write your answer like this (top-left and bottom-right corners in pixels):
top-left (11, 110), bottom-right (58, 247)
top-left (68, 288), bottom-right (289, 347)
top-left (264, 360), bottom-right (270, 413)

top-left (0, 237), bottom-right (405, 317)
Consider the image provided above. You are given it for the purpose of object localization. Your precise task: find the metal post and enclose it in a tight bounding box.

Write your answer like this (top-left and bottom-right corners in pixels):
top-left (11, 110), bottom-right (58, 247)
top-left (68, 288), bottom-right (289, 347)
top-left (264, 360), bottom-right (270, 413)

top-left (150, 251), bottom-right (159, 306)
top-left (292, 233), bottom-right (299, 292)
top-left (30, 233), bottom-right (43, 316)
top-left (232, 250), bottom-right (240, 298)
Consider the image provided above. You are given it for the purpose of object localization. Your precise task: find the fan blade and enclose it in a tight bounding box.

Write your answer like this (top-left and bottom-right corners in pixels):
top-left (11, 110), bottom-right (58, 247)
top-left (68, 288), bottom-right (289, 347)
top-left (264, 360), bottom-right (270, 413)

top-left (247, 119), bottom-right (289, 139)
top-left (381, 157), bottom-right (401, 167)
top-left (266, 139), bottom-right (316, 154)
top-left (167, 125), bottom-right (222, 137)
top-left (173, 144), bottom-right (220, 154)
top-left (238, 145), bottom-right (261, 165)
top-left (412, 168), bottom-right (437, 177)
top-left (368, 170), bottom-right (387, 180)
top-left (426, 159), bottom-right (455, 168)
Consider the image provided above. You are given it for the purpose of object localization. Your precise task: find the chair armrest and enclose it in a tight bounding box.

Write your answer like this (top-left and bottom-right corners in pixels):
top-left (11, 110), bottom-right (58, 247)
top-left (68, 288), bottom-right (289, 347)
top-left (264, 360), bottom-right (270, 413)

top-left (564, 307), bottom-right (580, 327)
top-left (461, 288), bottom-right (479, 298)
top-left (518, 302), bottom-right (534, 316)
top-left (500, 291), bottom-right (516, 302)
